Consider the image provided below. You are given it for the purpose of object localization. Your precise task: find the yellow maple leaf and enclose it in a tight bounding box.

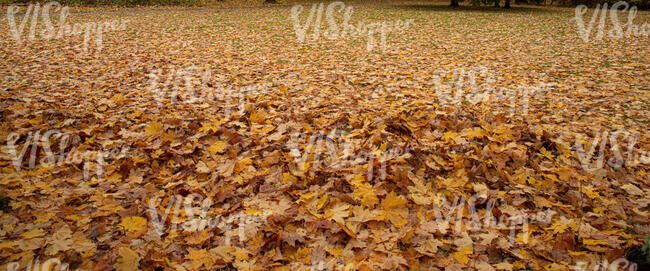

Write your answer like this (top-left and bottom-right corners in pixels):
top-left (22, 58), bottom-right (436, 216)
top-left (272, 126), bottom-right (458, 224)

top-left (185, 231), bottom-right (211, 245)
top-left (381, 192), bottom-right (409, 228)
top-left (462, 127), bottom-right (486, 138)
top-left (28, 118), bottom-right (41, 125)
top-left (441, 131), bottom-right (460, 142)
top-left (235, 248), bottom-right (250, 261)
top-left (408, 177), bottom-right (433, 205)
top-left (106, 173), bottom-right (122, 183)
top-left (493, 125), bottom-right (515, 140)
top-left (453, 246), bottom-right (472, 265)
top-left (296, 192), bottom-right (315, 204)
top-left (186, 248), bottom-right (213, 270)
top-left (293, 247), bottom-right (311, 264)
top-left (328, 248), bottom-right (343, 257)
top-left (117, 246), bottom-right (140, 271)
top-left (540, 147), bottom-right (554, 159)
top-left (250, 109), bottom-right (267, 124)
top-left (145, 121), bottom-right (163, 134)
top-left (34, 212), bottom-right (56, 223)
top-left (244, 208), bottom-right (263, 216)
top-left (545, 217), bottom-right (576, 234)
top-left (582, 185), bottom-right (600, 200)
top-left (234, 156), bottom-right (254, 173)
top-left (119, 216), bottom-right (147, 233)
top-left (211, 246), bottom-right (235, 262)
top-left (186, 248), bottom-right (208, 260)
top-left (283, 172), bottom-right (298, 184)
top-left (325, 202), bottom-right (351, 224)
top-left (84, 135), bottom-right (95, 144)
top-left (21, 228), bottom-right (45, 239)
top-left (208, 141), bottom-right (228, 155)
top-left (128, 109), bottom-right (141, 119)
top-left (351, 174), bottom-right (378, 207)
top-left (198, 120), bottom-right (224, 134)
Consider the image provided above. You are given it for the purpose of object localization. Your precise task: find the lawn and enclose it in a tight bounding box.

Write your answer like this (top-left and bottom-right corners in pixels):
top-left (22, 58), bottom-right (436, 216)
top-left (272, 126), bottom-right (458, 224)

top-left (0, 1), bottom-right (649, 270)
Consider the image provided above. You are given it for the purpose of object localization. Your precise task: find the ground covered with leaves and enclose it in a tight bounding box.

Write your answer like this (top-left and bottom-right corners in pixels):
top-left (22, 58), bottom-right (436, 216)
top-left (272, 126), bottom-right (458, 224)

top-left (1, 2), bottom-right (649, 270)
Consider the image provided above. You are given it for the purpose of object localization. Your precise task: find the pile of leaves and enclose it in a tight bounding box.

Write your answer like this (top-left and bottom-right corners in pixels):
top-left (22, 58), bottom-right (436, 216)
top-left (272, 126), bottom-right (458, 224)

top-left (0, 3), bottom-right (648, 270)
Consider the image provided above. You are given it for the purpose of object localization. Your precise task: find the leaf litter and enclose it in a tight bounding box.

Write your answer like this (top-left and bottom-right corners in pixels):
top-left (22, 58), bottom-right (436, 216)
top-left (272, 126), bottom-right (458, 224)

top-left (0, 3), bottom-right (649, 271)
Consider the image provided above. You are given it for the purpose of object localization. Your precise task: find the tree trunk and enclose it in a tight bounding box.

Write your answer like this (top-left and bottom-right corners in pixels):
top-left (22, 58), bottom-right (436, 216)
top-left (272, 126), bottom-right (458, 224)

top-left (494, 0), bottom-right (500, 7)
top-left (450, 0), bottom-right (460, 7)
top-left (504, 0), bottom-right (511, 8)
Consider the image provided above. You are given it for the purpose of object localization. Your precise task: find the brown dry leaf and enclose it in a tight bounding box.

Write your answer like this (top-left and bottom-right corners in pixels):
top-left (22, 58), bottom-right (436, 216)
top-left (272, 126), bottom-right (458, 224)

top-left (45, 226), bottom-right (73, 255)
top-left (117, 246), bottom-right (140, 271)
top-left (621, 183), bottom-right (643, 196)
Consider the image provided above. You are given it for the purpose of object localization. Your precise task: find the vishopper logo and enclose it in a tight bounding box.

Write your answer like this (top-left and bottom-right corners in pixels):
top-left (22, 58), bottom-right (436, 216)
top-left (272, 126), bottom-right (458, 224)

top-left (145, 66), bottom-right (271, 116)
top-left (427, 193), bottom-right (556, 245)
top-left (147, 194), bottom-right (268, 245)
top-left (6, 1), bottom-right (129, 52)
top-left (573, 257), bottom-right (638, 270)
top-left (145, 65), bottom-right (212, 107)
top-left (571, 129), bottom-right (649, 171)
top-left (6, 258), bottom-right (69, 271)
top-left (286, 128), bottom-right (410, 181)
top-left (290, 1), bottom-right (413, 52)
top-left (2, 130), bottom-right (129, 181)
top-left (575, 1), bottom-right (649, 42)
top-left (423, 66), bottom-right (553, 117)
top-left (428, 66), bottom-right (496, 106)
